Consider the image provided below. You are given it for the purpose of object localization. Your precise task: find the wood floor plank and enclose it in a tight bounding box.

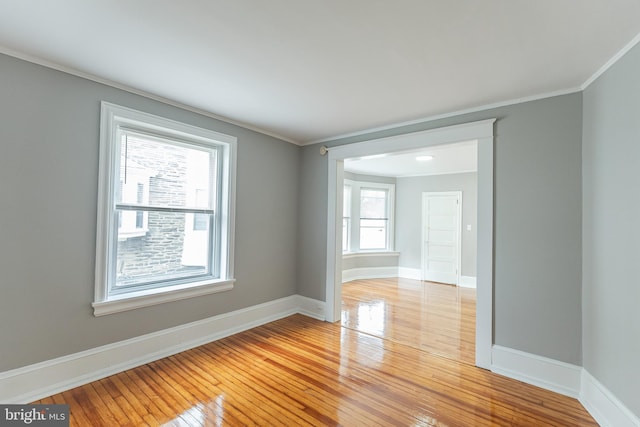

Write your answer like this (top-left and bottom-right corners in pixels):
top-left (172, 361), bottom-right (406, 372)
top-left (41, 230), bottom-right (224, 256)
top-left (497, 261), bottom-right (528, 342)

top-left (194, 343), bottom-right (315, 426)
top-left (109, 373), bottom-right (157, 421)
top-left (220, 342), bottom-right (346, 426)
top-left (170, 350), bottom-right (263, 427)
top-left (90, 380), bottom-right (135, 427)
top-left (188, 346), bottom-right (291, 426)
top-left (252, 337), bottom-right (423, 425)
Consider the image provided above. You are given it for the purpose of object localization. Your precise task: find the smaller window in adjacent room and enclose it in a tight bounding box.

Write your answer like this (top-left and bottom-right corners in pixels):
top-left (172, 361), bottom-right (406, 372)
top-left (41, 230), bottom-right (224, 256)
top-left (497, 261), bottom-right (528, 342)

top-left (359, 188), bottom-right (388, 250)
top-left (93, 102), bottom-right (237, 316)
top-left (343, 180), bottom-right (395, 252)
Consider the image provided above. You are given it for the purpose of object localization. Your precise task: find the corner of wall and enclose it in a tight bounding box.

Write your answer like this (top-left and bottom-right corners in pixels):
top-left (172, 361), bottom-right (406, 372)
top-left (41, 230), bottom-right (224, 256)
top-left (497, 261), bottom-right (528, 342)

top-left (580, 369), bottom-right (640, 427)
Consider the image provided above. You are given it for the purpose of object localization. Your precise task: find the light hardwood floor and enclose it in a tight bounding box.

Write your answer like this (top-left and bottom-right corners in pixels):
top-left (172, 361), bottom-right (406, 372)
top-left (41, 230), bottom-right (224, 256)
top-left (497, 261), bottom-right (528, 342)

top-left (341, 278), bottom-right (476, 365)
top-left (34, 308), bottom-right (597, 425)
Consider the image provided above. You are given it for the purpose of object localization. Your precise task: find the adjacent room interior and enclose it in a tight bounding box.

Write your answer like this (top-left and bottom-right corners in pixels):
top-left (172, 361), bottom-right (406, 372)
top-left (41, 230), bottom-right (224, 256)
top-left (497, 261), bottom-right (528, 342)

top-left (339, 142), bottom-right (478, 365)
top-left (1, 2), bottom-right (639, 426)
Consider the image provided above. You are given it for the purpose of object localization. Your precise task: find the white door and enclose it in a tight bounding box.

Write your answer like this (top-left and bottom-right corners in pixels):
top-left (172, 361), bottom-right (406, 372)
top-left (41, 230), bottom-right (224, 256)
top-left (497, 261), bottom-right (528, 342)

top-left (422, 192), bottom-right (461, 284)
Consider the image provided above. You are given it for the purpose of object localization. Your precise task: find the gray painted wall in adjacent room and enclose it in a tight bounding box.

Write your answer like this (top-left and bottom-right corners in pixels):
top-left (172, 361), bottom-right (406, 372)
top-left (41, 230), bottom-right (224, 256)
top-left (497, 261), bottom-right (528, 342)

top-left (341, 255), bottom-right (398, 271)
top-left (582, 43), bottom-right (640, 416)
top-left (297, 93), bottom-right (583, 364)
top-left (396, 172), bottom-right (477, 277)
top-left (0, 53), bottom-right (299, 371)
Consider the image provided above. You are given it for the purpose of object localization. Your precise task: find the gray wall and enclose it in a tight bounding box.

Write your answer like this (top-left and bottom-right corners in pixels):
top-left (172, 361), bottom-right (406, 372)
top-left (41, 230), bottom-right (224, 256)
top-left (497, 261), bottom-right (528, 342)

top-left (298, 93), bottom-right (583, 364)
top-left (341, 255), bottom-right (398, 271)
top-left (582, 43), bottom-right (640, 416)
top-left (396, 172), bottom-right (477, 277)
top-left (0, 53), bottom-right (299, 371)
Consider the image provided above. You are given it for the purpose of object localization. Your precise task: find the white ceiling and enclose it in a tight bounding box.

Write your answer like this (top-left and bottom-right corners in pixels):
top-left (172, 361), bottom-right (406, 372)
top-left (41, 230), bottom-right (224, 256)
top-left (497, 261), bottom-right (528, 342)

top-left (344, 140), bottom-right (477, 178)
top-left (1, 1), bottom-right (639, 144)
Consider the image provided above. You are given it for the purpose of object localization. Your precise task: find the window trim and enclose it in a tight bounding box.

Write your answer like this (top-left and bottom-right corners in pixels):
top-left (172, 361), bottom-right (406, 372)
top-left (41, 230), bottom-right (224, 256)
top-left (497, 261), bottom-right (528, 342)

top-left (342, 251), bottom-right (400, 260)
top-left (342, 179), bottom-right (395, 253)
top-left (93, 102), bottom-right (237, 316)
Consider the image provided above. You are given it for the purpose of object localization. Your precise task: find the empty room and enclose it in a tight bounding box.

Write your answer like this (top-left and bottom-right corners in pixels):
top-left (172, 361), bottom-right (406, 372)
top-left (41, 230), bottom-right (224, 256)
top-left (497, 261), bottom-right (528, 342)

top-left (1, 1), bottom-right (639, 426)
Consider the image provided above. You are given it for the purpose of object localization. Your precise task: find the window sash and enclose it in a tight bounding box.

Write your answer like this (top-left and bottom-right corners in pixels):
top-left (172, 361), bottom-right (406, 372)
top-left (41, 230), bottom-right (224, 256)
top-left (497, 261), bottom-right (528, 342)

top-left (360, 188), bottom-right (388, 219)
top-left (106, 111), bottom-right (224, 295)
top-left (109, 149), bottom-right (221, 292)
top-left (343, 180), bottom-right (394, 252)
top-left (359, 218), bottom-right (388, 250)
top-left (111, 210), bottom-right (216, 292)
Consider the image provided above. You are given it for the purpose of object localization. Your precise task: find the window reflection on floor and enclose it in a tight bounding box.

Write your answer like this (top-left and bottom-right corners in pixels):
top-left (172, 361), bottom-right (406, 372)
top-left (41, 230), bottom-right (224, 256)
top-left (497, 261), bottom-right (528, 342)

top-left (356, 300), bottom-right (386, 335)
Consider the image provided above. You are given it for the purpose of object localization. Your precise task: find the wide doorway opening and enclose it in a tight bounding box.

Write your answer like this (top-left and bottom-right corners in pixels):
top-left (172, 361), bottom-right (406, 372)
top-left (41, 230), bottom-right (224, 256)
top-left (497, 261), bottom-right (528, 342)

top-left (325, 119), bottom-right (494, 369)
top-left (339, 142), bottom-right (478, 365)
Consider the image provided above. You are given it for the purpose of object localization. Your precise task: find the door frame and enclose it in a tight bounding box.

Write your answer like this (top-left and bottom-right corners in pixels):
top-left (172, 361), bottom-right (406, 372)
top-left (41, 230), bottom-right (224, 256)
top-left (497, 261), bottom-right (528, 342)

top-left (421, 191), bottom-right (462, 284)
top-left (325, 118), bottom-right (495, 369)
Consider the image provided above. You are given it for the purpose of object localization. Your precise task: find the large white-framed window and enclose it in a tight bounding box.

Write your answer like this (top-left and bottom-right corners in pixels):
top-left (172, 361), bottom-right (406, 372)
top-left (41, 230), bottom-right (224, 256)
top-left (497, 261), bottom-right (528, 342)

top-left (343, 179), bottom-right (395, 253)
top-left (93, 102), bottom-right (237, 316)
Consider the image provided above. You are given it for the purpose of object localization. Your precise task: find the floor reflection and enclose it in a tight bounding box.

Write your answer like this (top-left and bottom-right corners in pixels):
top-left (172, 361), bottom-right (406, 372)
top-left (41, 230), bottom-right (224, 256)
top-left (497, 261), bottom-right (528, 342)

top-left (356, 300), bottom-right (386, 335)
top-left (341, 277), bottom-right (476, 365)
top-left (163, 395), bottom-right (226, 427)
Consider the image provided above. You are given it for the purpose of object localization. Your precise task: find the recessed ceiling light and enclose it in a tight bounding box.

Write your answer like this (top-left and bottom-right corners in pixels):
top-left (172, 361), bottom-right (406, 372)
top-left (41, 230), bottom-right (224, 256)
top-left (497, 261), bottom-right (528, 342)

top-left (416, 155), bottom-right (434, 161)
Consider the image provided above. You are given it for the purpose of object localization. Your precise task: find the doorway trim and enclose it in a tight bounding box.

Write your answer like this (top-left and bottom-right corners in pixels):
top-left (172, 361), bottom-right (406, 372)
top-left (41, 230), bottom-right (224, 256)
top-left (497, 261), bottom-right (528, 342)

top-left (325, 118), bottom-right (495, 369)
top-left (421, 191), bottom-right (462, 285)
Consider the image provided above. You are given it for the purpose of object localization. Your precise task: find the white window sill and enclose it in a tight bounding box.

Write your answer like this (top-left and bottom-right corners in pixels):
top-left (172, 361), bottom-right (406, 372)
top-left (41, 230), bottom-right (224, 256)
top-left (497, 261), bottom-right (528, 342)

top-left (92, 278), bottom-right (235, 316)
top-left (342, 251), bottom-right (400, 259)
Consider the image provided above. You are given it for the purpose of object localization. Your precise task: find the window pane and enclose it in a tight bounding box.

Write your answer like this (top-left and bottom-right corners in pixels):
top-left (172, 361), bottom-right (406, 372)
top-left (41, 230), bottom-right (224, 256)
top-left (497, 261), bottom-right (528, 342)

top-left (115, 210), bottom-right (212, 288)
top-left (343, 185), bottom-right (352, 252)
top-left (360, 189), bottom-right (387, 219)
top-left (193, 213), bottom-right (208, 231)
top-left (118, 133), bottom-right (215, 209)
top-left (343, 185), bottom-right (351, 216)
top-left (342, 217), bottom-right (350, 251)
top-left (135, 211), bottom-right (144, 229)
top-left (359, 219), bottom-right (387, 250)
top-left (119, 209), bottom-right (147, 237)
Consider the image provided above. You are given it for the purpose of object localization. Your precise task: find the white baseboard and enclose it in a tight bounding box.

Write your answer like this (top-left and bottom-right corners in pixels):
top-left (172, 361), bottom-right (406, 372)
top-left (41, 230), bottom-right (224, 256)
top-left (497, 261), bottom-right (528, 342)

top-left (342, 266), bottom-right (398, 283)
top-left (0, 294), bottom-right (325, 404)
top-left (340, 268), bottom-right (475, 286)
top-left (459, 275), bottom-right (477, 288)
top-left (341, 267), bottom-right (422, 282)
top-left (491, 345), bottom-right (582, 398)
top-left (398, 267), bottom-right (422, 280)
top-left (295, 295), bottom-right (325, 321)
top-left (580, 369), bottom-right (640, 427)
